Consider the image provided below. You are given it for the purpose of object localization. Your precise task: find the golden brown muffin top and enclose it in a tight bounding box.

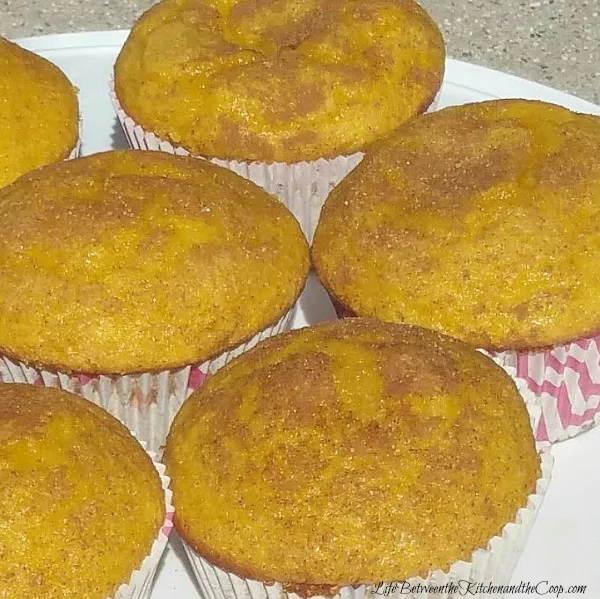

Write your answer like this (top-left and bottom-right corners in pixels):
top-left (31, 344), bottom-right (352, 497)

top-left (0, 37), bottom-right (79, 188)
top-left (313, 99), bottom-right (600, 351)
top-left (165, 318), bottom-right (539, 592)
top-left (0, 150), bottom-right (309, 374)
top-left (0, 384), bottom-right (165, 599)
top-left (114, 0), bottom-right (444, 162)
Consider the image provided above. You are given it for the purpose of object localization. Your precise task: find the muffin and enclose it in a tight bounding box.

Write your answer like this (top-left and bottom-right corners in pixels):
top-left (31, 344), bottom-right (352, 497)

top-left (111, 0), bottom-right (445, 240)
top-left (0, 383), bottom-right (172, 599)
top-left (312, 99), bottom-right (600, 443)
top-left (0, 150), bottom-right (309, 452)
top-left (165, 318), bottom-right (551, 598)
top-left (0, 36), bottom-right (79, 188)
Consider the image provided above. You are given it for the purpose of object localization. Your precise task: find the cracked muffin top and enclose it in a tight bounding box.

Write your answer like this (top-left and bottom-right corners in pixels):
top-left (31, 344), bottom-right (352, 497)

top-left (165, 317), bottom-right (539, 593)
top-left (0, 150), bottom-right (308, 374)
top-left (313, 99), bottom-right (600, 351)
top-left (0, 384), bottom-right (165, 598)
top-left (0, 36), bottom-right (79, 188)
top-left (114, 0), bottom-right (445, 162)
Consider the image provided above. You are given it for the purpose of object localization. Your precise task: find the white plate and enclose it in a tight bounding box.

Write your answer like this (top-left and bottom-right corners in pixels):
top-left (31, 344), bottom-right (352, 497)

top-left (15, 30), bottom-right (600, 599)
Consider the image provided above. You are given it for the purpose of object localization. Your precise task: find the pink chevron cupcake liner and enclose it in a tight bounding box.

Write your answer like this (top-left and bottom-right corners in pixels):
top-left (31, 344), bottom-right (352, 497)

top-left (111, 443), bottom-right (174, 599)
top-left (109, 81), bottom-right (441, 243)
top-left (497, 334), bottom-right (600, 443)
top-left (0, 309), bottom-right (293, 455)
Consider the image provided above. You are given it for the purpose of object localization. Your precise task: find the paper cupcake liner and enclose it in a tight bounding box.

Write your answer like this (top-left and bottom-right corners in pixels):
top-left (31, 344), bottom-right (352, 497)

top-left (181, 447), bottom-right (551, 599)
top-left (110, 82), bottom-right (440, 243)
top-left (68, 139), bottom-right (81, 160)
top-left (490, 334), bottom-right (600, 444)
top-left (111, 442), bottom-right (174, 599)
top-left (0, 309), bottom-right (293, 454)
top-left (66, 115), bottom-right (82, 160)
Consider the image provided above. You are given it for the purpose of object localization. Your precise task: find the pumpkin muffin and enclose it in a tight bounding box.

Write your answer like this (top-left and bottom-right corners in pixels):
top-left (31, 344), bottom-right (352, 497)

top-left (0, 149), bottom-right (309, 451)
top-left (165, 318), bottom-right (547, 595)
top-left (312, 99), bottom-right (600, 443)
top-left (0, 36), bottom-right (79, 188)
top-left (0, 384), bottom-right (168, 599)
top-left (114, 0), bottom-right (444, 161)
top-left (112, 0), bottom-right (445, 240)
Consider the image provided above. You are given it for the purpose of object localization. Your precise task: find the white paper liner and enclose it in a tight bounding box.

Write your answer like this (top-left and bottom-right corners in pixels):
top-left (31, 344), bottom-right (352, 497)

top-left (111, 440), bottom-right (174, 599)
top-left (66, 114), bottom-right (82, 160)
top-left (181, 451), bottom-right (551, 599)
top-left (0, 309), bottom-right (293, 455)
top-left (109, 81), bottom-right (441, 243)
top-left (68, 139), bottom-right (81, 160)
